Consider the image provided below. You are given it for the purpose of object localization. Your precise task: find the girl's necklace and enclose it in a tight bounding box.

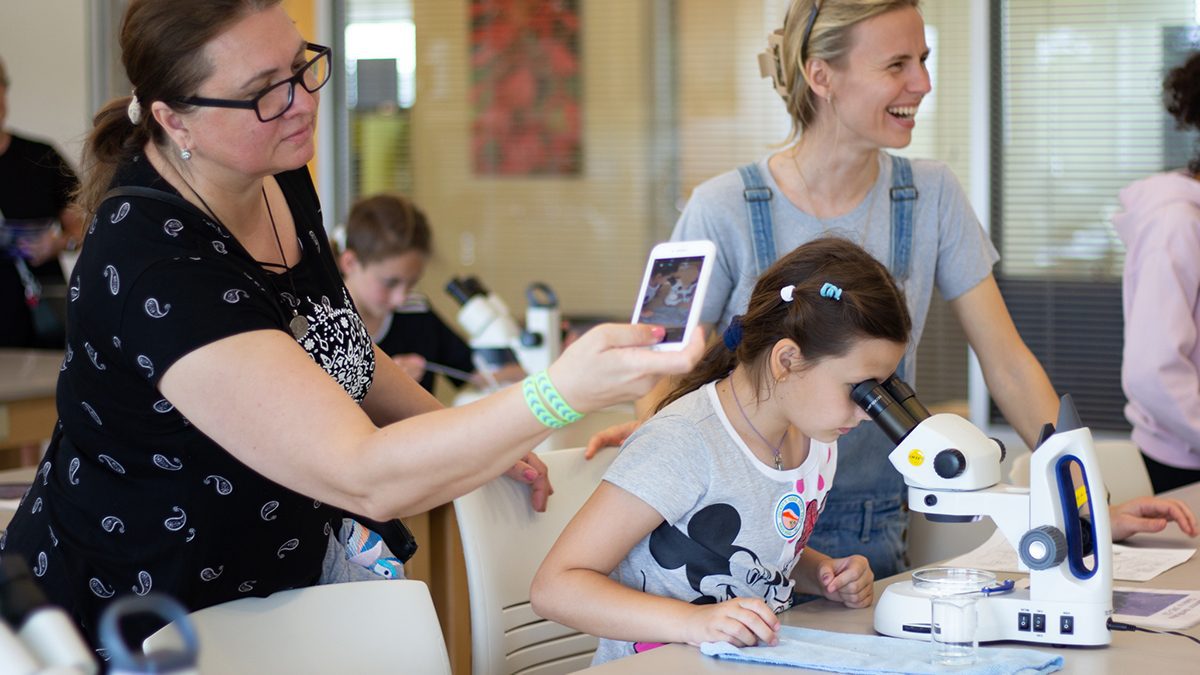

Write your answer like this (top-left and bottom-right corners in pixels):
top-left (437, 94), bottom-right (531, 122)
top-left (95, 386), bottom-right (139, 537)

top-left (729, 379), bottom-right (788, 470)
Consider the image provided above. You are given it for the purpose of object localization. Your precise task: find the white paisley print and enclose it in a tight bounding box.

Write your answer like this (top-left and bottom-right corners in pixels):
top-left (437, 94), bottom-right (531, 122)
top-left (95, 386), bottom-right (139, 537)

top-left (2, 162), bottom-right (353, 646)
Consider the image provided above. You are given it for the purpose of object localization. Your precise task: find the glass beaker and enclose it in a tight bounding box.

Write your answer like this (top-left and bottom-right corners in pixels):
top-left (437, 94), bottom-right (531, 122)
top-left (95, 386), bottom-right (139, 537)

top-left (911, 567), bottom-right (994, 666)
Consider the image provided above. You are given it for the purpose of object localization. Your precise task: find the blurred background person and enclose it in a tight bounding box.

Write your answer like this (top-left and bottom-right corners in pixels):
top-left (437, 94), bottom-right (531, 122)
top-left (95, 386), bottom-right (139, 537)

top-left (1116, 50), bottom-right (1200, 493)
top-left (336, 193), bottom-right (523, 393)
top-left (0, 54), bottom-right (84, 348)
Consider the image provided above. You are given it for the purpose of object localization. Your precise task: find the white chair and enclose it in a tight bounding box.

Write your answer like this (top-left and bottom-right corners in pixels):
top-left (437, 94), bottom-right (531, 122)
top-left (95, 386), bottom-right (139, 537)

top-left (1009, 438), bottom-right (1153, 504)
top-left (454, 445), bottom-right (616, 675)
top-left (143, 580), bottom-right (450, 674)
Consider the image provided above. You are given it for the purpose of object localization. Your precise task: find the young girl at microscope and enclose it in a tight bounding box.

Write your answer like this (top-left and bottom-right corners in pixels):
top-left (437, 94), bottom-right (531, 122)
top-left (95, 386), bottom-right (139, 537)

top-left (336, 193), bottom-right (522, 393)
top-left (531, 238), bottom-right (911, 664)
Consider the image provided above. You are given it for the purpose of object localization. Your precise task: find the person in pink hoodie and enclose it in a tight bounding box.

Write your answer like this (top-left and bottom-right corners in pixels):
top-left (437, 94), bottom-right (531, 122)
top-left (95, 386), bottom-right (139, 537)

top-left (1116, 51), bottom-right (1200, 493)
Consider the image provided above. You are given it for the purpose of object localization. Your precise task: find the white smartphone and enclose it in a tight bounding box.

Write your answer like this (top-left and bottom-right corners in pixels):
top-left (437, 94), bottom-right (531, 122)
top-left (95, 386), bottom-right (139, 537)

top-left (631, 240), bottom-right (716, 351)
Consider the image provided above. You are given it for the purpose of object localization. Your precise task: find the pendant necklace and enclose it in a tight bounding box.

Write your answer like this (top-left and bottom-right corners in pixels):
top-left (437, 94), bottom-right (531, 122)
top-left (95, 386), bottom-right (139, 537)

top-left (175, 165), bottom-right (310, 340)
top-left (728, 377), bottom-right (789, 470)
top-left (261, 187), bottom-right (310, 340)
top-left (791, 145), bottom-right (882, 235)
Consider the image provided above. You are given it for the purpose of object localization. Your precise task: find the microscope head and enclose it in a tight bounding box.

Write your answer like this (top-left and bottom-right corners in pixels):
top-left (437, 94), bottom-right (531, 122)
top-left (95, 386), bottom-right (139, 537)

top-left (852, 375), bottom-right (1004, 492)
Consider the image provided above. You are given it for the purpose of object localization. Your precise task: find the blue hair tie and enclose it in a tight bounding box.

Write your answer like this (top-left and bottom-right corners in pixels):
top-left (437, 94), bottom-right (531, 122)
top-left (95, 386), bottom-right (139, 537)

top-left (819, 282), bottom-right (843, 301)
top-left (723, 315), bottom-right (744, 350)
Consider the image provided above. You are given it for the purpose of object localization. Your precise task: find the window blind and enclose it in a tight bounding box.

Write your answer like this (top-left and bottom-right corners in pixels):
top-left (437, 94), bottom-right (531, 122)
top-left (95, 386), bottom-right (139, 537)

top-left (992, 0), bottom-right (1197, 430)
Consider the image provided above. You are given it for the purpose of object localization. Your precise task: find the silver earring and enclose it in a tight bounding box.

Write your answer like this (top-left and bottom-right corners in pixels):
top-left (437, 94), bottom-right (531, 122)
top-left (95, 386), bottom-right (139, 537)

top-left (180, 149), bottom-right (192, 161)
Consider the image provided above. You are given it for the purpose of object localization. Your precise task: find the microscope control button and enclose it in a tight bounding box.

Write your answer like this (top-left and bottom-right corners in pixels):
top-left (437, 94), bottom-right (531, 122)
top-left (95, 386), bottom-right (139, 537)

top-left (1033, 613), bottom-right (1047, 632)
top-left (1018, 612), bottom-right (1032, 631)
top-left (1060, 615), bottom-right (1074, 634)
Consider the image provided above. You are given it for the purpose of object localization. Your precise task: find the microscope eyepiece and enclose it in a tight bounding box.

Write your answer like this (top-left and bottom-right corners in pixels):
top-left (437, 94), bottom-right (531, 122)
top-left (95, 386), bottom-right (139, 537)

top-left (851, 378), bottom-right (919, 444)
top-left (880, 373), bottom-right (931, 424)
top-left (446, 276), bottom-right (488, 305)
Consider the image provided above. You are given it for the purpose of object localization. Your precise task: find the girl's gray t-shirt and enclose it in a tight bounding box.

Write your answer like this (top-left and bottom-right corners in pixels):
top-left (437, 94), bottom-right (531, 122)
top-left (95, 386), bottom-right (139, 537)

top-left (593, 383), bottom-right (837, 665)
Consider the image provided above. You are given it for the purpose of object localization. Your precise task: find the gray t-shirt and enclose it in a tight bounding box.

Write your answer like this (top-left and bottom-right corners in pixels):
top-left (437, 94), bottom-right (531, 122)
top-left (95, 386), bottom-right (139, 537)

top-left (593, 383), bottom-right (837, 665)
top-left (673, 152), bottom-right (1000, 378)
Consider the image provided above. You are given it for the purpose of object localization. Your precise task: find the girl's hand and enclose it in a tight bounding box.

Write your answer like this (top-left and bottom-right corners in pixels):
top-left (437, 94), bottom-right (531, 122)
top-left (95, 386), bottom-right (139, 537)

top-left (814, 555), bottom-right (874, 608)
top-left (502, 451), bottom-right (554, 512)
top-left (391, 354), bottom-right (427, 382)
top-left (1110, 496), bottom-right (1198, 540)
top-left (684, 597), bottom-right (780, 648)
top-left (546, 323), bottom-right (704, 414)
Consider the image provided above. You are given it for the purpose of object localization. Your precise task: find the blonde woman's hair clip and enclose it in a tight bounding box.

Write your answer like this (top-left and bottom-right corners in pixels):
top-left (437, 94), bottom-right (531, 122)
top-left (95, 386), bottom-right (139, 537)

top-left (757, 28), bottom-right (789, 99)
top-left (780, 284), bottom-right (796, 302)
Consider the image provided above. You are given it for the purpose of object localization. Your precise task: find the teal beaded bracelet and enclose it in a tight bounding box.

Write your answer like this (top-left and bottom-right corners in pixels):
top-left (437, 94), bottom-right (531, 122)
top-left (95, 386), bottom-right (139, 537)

top-left (533, 369), bottom-right (584, 424)
top-left (523, 374), bottom-right (567, 429)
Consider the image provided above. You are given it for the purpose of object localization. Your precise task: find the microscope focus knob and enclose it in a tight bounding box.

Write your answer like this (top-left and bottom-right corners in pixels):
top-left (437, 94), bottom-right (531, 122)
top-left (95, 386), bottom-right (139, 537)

top-left (933, 449), bottom-right (966, 479)
top-left (1019, 525), bottom-right (1068, 570)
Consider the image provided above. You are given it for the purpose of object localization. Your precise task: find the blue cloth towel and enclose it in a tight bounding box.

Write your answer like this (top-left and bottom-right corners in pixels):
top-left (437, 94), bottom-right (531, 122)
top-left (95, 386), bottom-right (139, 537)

top-left (700, 626), bottom-right (1063, 674)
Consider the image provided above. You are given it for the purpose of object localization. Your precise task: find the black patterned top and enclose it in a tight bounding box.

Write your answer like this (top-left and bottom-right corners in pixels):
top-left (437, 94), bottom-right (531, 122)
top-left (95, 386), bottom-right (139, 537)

top-left (0, 154), bottom-right (375, 645)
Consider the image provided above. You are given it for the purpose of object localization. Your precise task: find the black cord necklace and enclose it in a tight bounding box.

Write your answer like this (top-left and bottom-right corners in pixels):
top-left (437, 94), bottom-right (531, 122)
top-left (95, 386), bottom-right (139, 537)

top-left (261, 187), bottom-right (310, 340)
top-left (174, 167), bottom-right (309, 340)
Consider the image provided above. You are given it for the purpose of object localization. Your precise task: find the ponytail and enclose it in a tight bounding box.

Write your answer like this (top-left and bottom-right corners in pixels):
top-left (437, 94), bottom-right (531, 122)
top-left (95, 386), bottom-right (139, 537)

top-left (75, 96), bottom-right (153, 217)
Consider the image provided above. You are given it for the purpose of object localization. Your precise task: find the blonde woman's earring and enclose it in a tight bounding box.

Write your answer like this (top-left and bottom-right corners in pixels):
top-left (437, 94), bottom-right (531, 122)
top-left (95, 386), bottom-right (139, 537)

top-left (180, 149), bottom-right (192, 161)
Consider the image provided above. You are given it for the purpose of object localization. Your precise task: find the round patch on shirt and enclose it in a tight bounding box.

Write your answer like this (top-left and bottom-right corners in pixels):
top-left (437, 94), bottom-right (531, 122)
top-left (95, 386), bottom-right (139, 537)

top-left (775, 493), bottom-right (805, 539)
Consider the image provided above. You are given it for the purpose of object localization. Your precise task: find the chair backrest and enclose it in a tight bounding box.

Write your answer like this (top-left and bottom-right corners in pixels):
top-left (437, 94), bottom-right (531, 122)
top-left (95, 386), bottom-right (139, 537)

top-left (454, 446), bottom-right (616, 675)
top-left (142, 580), bottom-right (450, 674)
top-left (1009, 438), bottom-right (1153, 504)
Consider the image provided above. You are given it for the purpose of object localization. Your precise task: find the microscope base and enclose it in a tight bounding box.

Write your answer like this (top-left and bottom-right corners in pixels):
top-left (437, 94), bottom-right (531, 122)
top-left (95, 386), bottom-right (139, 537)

top-left (874, 581), bottom-right (1112, 646)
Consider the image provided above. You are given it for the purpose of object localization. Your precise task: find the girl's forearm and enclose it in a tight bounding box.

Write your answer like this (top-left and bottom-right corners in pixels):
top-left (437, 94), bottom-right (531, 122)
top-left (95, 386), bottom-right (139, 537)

top-left (532, 569), bottom-right (700, 645)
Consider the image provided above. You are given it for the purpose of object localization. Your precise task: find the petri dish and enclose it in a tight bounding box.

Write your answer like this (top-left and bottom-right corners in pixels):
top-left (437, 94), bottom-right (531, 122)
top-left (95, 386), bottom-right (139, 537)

top-left (911, 567), bottom-right (996, 596)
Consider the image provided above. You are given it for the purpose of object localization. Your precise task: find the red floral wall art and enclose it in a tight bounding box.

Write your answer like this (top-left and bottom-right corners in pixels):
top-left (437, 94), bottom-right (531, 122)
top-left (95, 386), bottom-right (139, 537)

top-left (471, 0), bottom-right (581, 175)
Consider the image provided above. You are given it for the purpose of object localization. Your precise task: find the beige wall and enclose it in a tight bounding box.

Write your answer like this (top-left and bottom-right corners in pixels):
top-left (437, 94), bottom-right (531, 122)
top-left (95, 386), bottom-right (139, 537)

top-left (0, 0), bottom-right (90, 165)
top-left (411, 0), bottom-right (658, 322)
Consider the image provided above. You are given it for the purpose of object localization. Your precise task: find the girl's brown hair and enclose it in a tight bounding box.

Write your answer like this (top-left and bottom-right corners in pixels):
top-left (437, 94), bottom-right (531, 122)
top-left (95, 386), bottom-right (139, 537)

top-left (659, 237), bottom-right (910, 412)
top-left (75, 0), bottom-right (282, 216)
top-left (342, 194), bottom-right (432, 264)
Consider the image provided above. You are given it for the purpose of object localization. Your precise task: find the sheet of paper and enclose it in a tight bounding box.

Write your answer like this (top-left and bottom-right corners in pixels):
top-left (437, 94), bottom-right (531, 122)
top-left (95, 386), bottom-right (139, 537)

top-left (942, 529), bottom-right (1196, 582)
top-left (1113, 586), bottom-right (1200, 630)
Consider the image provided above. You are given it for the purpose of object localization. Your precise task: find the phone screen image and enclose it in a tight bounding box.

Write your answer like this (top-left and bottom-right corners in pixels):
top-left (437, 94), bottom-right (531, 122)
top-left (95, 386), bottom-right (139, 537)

top-left (635, 254), bottom-right (707, 343)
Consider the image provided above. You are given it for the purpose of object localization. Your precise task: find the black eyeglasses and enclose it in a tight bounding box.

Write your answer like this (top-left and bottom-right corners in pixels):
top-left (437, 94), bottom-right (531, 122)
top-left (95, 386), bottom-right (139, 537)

top-left (176, 43), bottom-right (331, 122)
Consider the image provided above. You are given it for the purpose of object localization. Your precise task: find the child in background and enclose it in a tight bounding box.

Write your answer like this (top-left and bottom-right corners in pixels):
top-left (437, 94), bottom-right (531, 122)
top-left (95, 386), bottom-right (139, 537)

top-left (531, 238), bottom-right (911, 664)
top-left (337, 193), bottom-right (520, 392)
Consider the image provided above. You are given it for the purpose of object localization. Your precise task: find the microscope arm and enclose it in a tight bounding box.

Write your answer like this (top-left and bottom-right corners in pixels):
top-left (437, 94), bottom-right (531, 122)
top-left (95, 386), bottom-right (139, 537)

top-left (907, 484), bottom-right (1032, 562)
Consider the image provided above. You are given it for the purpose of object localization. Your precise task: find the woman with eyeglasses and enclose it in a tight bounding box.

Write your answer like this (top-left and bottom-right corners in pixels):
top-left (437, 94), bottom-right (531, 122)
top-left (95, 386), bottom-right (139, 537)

top-left (0, 0), bottom-right (703, 647)
top-left (586, 0), bottom-right (1197, 582)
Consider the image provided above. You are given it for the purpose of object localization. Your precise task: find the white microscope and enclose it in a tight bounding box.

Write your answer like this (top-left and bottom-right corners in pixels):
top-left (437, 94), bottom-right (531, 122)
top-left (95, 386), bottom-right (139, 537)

top-left (852, 376), bottom-right (1113, 646)
top-left (445, 276), bottom-right (561, 377)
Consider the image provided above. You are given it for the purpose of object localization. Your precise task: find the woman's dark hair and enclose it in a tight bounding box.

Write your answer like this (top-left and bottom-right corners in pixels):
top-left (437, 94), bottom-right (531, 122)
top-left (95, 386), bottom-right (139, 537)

top-left (342, 194), bottom-right (433, 264)
top-left (659, 237), bottom-right (911, 412)
top-left (75, 0), bottom-right (282, 216)
top-left (1164, 51), bottom-right (1200, 174)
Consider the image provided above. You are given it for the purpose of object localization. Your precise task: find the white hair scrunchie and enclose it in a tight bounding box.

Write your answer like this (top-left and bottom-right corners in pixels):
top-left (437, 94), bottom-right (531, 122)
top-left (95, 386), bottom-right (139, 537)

top-left (127, 92), bottom-right (142, 125)
top-left (780, 284), bottom-right (796, 302)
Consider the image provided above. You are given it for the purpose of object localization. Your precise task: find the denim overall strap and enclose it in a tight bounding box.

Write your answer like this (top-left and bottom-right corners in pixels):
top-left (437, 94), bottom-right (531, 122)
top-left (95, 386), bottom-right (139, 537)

top-left (888, 154), bottom-right (918, 281)
top-left (889, 155), bottom-right (918, 382)
top-left (737, 163), bottom-right (778, 275)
